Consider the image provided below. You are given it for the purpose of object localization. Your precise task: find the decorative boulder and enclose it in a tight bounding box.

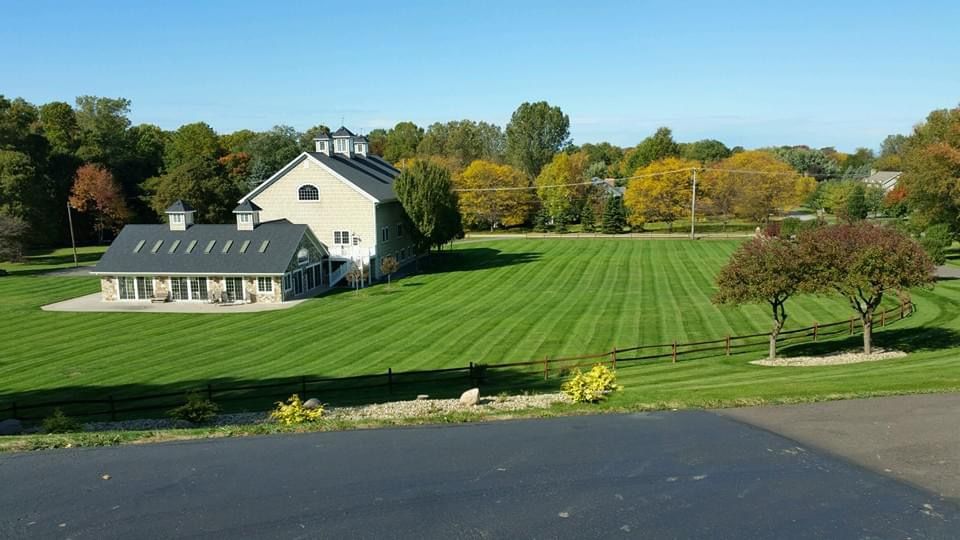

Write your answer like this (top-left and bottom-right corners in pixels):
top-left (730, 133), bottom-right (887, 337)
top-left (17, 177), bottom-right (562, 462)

top-left (302, 398), bottom-right (322, 410)
top-left (0, 419), bottom-right (23, 436)
top-left (416, 394), bottom-right (430, 401)
top-left (459, 388), bottom-right (480, 406)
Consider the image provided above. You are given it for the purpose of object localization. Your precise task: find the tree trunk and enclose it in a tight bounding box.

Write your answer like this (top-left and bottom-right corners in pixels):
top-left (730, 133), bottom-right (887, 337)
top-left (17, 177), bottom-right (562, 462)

top-left (769, 332), bottom-right (778, 360)
top-left (862, 311), bottom-right (873, 354)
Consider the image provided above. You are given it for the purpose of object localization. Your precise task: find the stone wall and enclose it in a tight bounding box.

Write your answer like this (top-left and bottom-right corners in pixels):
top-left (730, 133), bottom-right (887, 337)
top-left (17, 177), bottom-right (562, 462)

top-left (100, 277), bottom-right (117, 301)
top-left (209, 277), bottom-right (224, 303)
top-left (154, 276), bottom-right (170, 300)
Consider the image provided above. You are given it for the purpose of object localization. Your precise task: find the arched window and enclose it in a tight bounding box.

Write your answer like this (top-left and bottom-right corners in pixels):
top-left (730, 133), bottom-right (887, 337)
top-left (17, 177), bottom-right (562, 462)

top-left (298, 185), bottom-right (319, 201)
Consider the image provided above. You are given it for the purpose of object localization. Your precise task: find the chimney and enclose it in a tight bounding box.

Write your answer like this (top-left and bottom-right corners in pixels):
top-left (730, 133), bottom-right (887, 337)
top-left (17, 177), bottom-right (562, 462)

top-left (233, 201), bottom-right (261, 231)
top-left (314, 132), bottom-right (332, 156)
top-left (165, 200), bottom-right (195, 231)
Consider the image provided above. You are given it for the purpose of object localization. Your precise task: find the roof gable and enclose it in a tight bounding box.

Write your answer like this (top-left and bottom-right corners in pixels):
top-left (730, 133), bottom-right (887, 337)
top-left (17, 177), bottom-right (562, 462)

top-left (239, 152), bottom-right (400, 204)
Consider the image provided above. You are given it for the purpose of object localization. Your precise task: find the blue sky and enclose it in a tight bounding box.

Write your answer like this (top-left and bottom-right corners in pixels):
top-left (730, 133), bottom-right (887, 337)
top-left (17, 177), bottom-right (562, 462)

top-left (2, 0), bottom-right (958, 151)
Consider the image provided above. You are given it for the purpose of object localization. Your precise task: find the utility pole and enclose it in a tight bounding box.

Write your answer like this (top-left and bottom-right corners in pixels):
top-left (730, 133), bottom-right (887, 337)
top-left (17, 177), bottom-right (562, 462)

top-left (66, 201), bottom-right (79, 268)
top-left (689, 168), bottom-right (698, 240)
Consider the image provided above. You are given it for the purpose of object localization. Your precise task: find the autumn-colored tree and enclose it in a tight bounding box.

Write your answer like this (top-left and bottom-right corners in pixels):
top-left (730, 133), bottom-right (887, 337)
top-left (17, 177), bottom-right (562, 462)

top-left (708, 151), bottom-right (812, 223)
top-left (883, 184), bottom-right (909, 217)
top-left (380, 255), bottom-right (400, 288)
top-left (699, 168), bottom-right (740, 230)
top-left (455, 160), bottom-right (535, 230)
top-left (800, 223), bottom-right (935, 354)
top-left (623, 157), bottom-right (698, 231)
top-left (714, 237), bottom-right (808, 359)
top-left (898, 106), bottom-right (960, 232)
top-left (535, 151), bottom-right (588, 223)
top-left (69, 164), bottom-right (129, 241)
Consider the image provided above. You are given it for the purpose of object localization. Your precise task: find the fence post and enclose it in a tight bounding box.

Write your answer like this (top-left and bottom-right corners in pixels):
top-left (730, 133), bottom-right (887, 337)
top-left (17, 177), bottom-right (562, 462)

top-left (543, 355), bottom-right (549, 380)
top-left (900, 302), bottom-right (905, 319)
top-left (849, 318), bottom-right (854, 335)
top-left (611, 348), bottom-right (617, 369)
top-left (387, 368), bottom-right (393, 393)
top-left (724, 335), bottom-right (731, 356)
top-left (207, 383), bottom-right (214, 401)
top-left (109, 395), bottom-right (116, 421)
top-left (880, 309), bottom-right (886, 327)
top-left (300, 376), bottom-right (307, 396)
top-left (813, 322), bottom-right (819, 342)
top-left (671, 341), bottom-right (678, 363)
top-left (469, 361), bottom-right (475, 385)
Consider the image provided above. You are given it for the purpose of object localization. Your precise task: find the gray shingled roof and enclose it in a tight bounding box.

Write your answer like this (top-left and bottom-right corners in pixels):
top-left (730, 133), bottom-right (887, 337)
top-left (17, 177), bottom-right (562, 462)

top-left (233, 201), bottom-right (262, 212)
top-left (166, 200), bottom-right (195, 213)
top-left (862, 170), bottom-right (902, 191)
top-left (332, 126), bottom-right (355, 137)
top-left (306, 152), bottom-right (399, 201)
top-left (92, 220), bottom-right (310, 275)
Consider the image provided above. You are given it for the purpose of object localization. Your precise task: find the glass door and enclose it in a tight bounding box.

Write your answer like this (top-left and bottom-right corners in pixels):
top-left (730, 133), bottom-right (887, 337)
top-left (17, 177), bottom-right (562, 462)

top-left (224, 277), bottom-right (244, 303)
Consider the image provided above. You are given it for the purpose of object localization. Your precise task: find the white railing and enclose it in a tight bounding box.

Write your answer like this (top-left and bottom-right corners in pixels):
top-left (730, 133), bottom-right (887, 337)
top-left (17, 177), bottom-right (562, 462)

top-left (327, 261), bottom-right (354, 287)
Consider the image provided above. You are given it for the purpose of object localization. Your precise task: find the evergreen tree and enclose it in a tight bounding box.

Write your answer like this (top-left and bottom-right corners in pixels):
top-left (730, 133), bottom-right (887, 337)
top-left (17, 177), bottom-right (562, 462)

top-left (393, 159), bottom-right (462, 251)
top-left (844, 183), bottom-right (868, 222)
top-left (580, 203), bottom-right (595, 232)
top-left (601, 195), bottom-right (625, 234)
top-left (533, 206), bottom-right (551, 232)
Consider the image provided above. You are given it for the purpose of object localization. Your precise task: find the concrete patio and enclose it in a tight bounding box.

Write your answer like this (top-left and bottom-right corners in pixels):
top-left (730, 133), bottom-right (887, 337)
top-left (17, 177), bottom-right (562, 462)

top-left (42, 293), bottom-right (306, 313)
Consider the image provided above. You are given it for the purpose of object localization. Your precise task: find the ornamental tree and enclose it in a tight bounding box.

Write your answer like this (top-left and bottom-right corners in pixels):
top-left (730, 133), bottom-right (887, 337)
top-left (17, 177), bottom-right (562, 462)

top-left (713, 237), bottom-right (808, 359)
top-left (800, 223), bottom-right (936, 354)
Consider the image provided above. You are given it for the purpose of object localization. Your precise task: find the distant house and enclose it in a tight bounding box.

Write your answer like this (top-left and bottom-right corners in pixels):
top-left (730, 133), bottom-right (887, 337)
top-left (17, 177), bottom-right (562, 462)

top-left (92, 127), bottom-right (415, 304)
top-left (861, 170), bottom-right (902, 192)
top-left (591, 177), bottom-right (625, 198)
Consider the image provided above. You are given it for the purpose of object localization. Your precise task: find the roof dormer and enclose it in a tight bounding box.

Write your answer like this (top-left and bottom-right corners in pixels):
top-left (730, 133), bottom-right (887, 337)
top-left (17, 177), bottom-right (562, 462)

top-left (332, 126), bottom-right (354, 157)
top-left (166, 200), bottom-right (195, 231)
top-left (313, 132), bottom-right (332, 156)
top-left (233, 201), bottom-right (262, 231)
top-left (353, 135), bottom-right (368, 157)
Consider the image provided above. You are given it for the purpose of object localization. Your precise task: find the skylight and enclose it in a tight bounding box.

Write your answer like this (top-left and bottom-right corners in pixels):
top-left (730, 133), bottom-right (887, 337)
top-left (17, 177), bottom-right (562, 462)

top-left (186, 240), bottom-right (198, 254)
top-left (168, 240), bottom-right (181, 254)
top-left (204, 240), bottom-right (216, 254)
top-left (239, 240), bottom-right (250, 254)
top-left (258, 240), bottom-right (269, 253)
top-left (133, 240), bottom-right (145, 253)
top-left (221, 240), bottom-right (233, 254)
top-left (151, 240), bottom-right (164, 253)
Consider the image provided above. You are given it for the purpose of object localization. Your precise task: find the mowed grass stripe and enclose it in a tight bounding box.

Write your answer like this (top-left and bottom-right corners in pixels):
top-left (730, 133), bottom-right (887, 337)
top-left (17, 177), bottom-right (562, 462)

top-left (2, 238), bottom-right (958, 409)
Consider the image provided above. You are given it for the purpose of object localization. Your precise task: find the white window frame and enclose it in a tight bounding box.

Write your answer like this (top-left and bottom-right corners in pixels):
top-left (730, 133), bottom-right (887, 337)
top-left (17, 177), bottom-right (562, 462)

top-left (169, 276), bottom-right (209, 302)
top-left (222, 276), bottom-right (246, 303)
top-left (116, 276), bottom-right (155, 301)
top-left (171, 214), bottom-right (184, 224)
top-left (239, 213), bottom-right (251, 223)
top-left (283, 273), bottom-right (292, 291)
top-left (334, 231), bottom-right (351, 245)
top-left (381, 226), bottom-right (389, 243)
top-left (297, 184), bottom-right (320, 202)
top-left (257, 277), bottom-right (273, 293)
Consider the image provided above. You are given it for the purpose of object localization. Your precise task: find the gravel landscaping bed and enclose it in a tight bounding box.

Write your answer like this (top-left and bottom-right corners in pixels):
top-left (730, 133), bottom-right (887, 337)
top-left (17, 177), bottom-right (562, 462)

top-left (751, 349), bottom-right (907, 367)
top-left (75, 393), bottom-right (568, 433)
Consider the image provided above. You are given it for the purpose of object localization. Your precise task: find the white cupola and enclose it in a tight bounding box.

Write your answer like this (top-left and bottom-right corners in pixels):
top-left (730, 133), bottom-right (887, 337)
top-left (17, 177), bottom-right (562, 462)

top-left (353, 135), bottom-right (368, 157)
top-left (332, 126), bottom-right (355, 157)
top-left (165, 200), bottom-right (195, 231)
top-left (233, 201), bottom-right (262, 231)
top-left (313, 132), bottom-right (332, 156)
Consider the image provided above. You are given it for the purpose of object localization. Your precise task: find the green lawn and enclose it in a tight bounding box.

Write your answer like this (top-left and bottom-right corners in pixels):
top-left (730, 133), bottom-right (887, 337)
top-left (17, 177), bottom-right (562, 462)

top-left (1, 238), bottom-right (958, 419)
top-left (0, 246), bottom-right (107, 276)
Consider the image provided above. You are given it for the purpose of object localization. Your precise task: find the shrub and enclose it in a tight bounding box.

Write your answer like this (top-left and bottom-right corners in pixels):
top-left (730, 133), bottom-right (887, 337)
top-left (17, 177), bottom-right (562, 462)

top-left (42, 408), bottom-right (82, 433)
top-left (168, 392), bottom-right (220, 424)
top-left (561, 364), bottom-right (621, 403)
top-left (920, 224), bottom-right (953, 265)
top-left (270, 394), bottom-right (324, 426)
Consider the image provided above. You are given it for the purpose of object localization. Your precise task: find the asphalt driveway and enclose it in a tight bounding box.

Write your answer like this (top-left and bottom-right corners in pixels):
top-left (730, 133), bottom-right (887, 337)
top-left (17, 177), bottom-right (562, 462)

top-left (1, 408), bottom-right (957, 539)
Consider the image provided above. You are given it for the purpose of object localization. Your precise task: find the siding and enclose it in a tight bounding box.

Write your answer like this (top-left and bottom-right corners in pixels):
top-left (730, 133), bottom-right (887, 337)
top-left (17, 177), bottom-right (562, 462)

top-left (374, 201), bottom-right (415, 277)
top-left (251, 157), bottom-right (376, 255)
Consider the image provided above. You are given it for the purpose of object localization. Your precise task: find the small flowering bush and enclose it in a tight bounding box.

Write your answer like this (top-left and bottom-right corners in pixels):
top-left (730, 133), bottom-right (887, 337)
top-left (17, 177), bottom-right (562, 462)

top-left (561, 364), bottom-right (621, 403)
top-left (270, 394), bottom-right (324, 425)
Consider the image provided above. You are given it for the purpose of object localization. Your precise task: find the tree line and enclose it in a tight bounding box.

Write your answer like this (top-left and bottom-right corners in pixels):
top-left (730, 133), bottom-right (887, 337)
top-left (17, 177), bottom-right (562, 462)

top-left (1, 93), bottom-right (957, 261)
